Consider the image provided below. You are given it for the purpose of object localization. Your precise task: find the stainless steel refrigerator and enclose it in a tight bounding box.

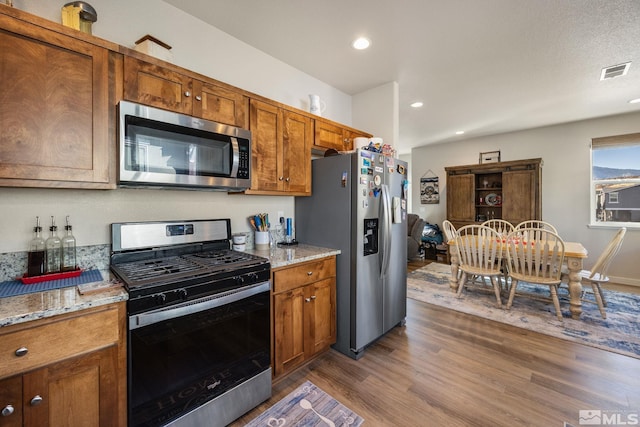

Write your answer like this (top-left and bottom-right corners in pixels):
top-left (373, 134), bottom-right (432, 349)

top-left (295, 150), bottom-right (408, 359)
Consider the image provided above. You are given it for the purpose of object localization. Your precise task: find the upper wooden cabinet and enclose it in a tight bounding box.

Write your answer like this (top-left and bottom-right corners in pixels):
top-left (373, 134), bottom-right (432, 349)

top-left (247, 99), bottom-right (312, 195)
top-left (314, 119), bottom-right (371, 152)
top-left (123, 56), bottom-right (248, 128)
top-left (445, 158), bottom-right (542, 228)
top-left (0, 9), bottom-right (114, 189)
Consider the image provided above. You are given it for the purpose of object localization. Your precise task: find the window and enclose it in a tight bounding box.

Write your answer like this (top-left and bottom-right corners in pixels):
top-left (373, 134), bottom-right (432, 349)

top-left (591, 133), bottom-right (640, 226)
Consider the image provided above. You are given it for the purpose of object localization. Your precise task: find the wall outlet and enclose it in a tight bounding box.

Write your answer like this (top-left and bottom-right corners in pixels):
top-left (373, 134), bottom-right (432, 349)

top-left (277, 211), bottom-right (284, 221)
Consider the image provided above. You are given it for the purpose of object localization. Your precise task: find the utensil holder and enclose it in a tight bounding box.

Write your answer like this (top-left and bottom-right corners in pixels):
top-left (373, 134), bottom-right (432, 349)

top-left (255, 231), bottom-right (269, 250)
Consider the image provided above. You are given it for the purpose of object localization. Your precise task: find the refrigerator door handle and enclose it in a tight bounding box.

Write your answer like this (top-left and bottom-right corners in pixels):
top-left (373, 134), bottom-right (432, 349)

top-left (380, 183), bottom-right (392, 278)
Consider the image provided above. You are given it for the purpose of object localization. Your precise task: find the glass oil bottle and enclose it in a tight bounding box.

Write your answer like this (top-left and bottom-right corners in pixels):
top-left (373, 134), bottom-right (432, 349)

top-left (27, 216), bottom-right (46, 277)
top-left (61, 215), bottom-right (77, 272)
top-left (45, 216), bottom-right (62, 274)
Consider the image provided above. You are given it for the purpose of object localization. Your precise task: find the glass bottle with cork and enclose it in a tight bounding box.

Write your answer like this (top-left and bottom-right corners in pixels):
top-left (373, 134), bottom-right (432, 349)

top-left (27, 216), bottom-right (46, 277)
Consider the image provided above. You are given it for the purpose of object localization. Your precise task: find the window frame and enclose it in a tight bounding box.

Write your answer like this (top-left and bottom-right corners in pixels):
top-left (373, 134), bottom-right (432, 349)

top-left (590, 132), bottom-right (640, 229)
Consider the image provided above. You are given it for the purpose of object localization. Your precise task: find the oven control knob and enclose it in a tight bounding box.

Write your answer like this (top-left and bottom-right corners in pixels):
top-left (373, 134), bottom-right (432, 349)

top-left (235, 275), bottom-right (245, 286)
top-left (178, 288), bottom-right (188, 300)
top-left (155, 293), bottom-right (167, 306)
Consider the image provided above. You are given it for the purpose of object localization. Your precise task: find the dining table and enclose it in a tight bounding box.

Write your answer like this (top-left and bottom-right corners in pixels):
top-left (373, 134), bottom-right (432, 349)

top-left (447, 239), bottom-right (589, 319)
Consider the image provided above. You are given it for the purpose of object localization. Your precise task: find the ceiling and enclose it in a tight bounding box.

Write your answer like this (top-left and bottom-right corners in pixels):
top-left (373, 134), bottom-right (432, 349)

top-left (164, 0), bottom-right (640, 154)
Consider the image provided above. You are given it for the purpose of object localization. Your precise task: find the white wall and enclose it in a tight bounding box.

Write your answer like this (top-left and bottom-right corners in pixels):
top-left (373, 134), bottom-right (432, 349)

top-left (352, 81), bottom-right (399, 147)
top-left (1, 0), bottom-right (356, 253)
top-left (411, 111), bottom-right (640, 285)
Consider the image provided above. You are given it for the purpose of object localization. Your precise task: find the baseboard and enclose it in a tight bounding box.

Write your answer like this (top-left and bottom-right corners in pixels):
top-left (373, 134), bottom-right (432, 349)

top-left (609, 275), bottom-right (640, 288)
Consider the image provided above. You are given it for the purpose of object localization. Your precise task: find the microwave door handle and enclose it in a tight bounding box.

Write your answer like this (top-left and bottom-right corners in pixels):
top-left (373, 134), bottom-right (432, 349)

top-left (230, 137), bottom-right (240, 177)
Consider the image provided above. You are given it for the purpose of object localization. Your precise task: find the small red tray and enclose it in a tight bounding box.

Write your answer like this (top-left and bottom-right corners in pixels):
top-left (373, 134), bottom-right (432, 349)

top-left (21, 268), bottom-right (83, 284)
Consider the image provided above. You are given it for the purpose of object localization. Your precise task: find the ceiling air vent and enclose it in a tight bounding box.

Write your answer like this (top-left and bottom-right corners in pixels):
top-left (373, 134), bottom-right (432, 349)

top-left (600, 62), bottom-right (631, 80)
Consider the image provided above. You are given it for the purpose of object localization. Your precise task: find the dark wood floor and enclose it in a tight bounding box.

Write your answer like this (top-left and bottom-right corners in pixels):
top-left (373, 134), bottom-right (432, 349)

top-left (232, 262), bottom-right (640, 426)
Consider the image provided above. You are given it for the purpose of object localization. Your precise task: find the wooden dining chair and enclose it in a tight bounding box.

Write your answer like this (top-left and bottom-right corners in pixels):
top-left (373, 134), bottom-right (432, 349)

top-left (481, 219), bottom-right (514, 236)
top-left (514, 220), bottom-right (558, 234)
top-left (442, 220), bottom-right (457, 243)
top-left (562, 227), bottom-right (626, 319)
top-left (504, 228), bottom-right (565, 320)
top-left (454, 225), bottom-right (504, 307)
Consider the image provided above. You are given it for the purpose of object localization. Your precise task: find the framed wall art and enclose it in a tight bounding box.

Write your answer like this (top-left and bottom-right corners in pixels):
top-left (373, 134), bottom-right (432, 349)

top-left (420, 170), bottom-right (439, 204)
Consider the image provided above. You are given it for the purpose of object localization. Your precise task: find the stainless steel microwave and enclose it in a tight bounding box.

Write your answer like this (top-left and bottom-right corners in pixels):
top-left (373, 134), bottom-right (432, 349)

top-left (118, 101), bottom-right (251, 191)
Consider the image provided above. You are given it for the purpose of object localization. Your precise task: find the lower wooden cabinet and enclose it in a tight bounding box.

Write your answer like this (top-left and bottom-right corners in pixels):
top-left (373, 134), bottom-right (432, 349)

top-left (272, 257), bottom-right (336, 377)
top-left (0, 302), bottom-right (126, 427)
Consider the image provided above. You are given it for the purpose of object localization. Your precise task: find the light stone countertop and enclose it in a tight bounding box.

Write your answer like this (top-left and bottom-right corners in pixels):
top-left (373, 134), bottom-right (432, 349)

top-left (245, 243), bottom-right (340, 269)
top-left (0, 245), bottom-right (338, 328)
top-left (0, 270), bottom-right (128, 328)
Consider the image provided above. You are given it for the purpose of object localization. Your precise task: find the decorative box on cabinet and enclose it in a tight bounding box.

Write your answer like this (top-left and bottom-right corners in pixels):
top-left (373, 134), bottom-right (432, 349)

top-left (272, 256), bottom-right (336, 378)
top-left (0, 303), bottom-right (127, 427)
top-left (0, 6), bottom-right (114, 189)
top-left (445, 158), bottom-right (542, 228)
top-left (314, 118), bottom-right (371, 152)
top-left (246, 99), bottom-right (312, 195)
top-left (123, 56), bottom-right (248, 128)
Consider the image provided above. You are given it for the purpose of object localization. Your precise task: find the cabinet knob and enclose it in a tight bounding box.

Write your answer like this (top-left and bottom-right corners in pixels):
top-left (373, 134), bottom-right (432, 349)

top-left (305, 298), bottom-right (311, 303)
top-left (285, 177), bottom-right (290, 182)
top-left (30, 395), bottom-right (43, 406)
top-left (1, 405), bottom-right (14, 417)
top-left (307, 271), bottom-right (313, 276)
top-left (279, 176), bottom-right (284, 181)
top-left (184, 91), bottom-right (191, 97)
top-left (195, 95), bottom-right (202, 101)
top-left (310, 295), bottom-right (317, 300)
top-left (15, 347), bottom-right (28, 357)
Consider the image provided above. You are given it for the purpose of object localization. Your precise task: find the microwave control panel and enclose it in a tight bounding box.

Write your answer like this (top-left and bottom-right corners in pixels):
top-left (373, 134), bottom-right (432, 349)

top-left (237, 140), bottom-right (250, 179)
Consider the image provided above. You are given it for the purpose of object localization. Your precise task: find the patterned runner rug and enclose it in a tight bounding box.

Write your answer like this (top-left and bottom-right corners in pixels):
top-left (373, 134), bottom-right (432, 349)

top-left (408, 263), bottom-right (640, 359)
top-left (245, 381), bottom-right (363, 427)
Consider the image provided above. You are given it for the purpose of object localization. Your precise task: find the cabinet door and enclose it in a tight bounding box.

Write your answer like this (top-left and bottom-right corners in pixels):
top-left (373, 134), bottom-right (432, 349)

top-left (502, 169), bottom-right (537, 224)
top-left (0, 18), bottom-right (110, 187)
top-left (305, 278), bottom-right (336, 356)
top-left (273, 288), bottom-right (306, 376)
top-left (447, 174), bottom-right (475, 222)
top-left (282, 109), bottom-right (312, 195)
top-left (23, 346), bottom-right (119, 427)
top-left (314, 120), bottom-right (347, 151)
top-left (249, 99), bottom-right (283, 192)
top-left (0, 376), bottom-right (22, 427)
top-left (123, 57), bottom-right (193, 115)
top-left (194, 80), bottom-right (248, 128)
top-left (342, 129), bottom-right (368, 151)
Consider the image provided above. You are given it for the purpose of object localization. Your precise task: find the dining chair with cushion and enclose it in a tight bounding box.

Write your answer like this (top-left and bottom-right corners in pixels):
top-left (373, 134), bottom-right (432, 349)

top-left (561, 227), bottom-right (626, 319)
top-left (454, 225), bottom-right (504, 307)
top-left (504, 228), bottom-right (565, 320)
top-left (481, 219), bottom-right (514, 236)
top-left (514, 220), bottom-right (558, 234)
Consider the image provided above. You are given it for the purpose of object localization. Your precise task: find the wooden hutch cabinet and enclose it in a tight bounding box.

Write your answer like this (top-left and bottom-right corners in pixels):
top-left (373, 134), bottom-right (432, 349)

top-left (445, 158), bottom-right (542, 228)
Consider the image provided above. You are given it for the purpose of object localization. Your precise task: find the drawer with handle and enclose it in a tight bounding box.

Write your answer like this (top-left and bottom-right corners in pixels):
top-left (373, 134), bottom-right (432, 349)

top-left (273, 257), bottom-right (336, 293)
top-left (0, 306), bottom-right (119, 379)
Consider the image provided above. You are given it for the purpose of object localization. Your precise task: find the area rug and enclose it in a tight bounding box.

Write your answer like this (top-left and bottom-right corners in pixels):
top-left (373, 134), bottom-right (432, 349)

top-left (408, 263), bottom-right (640, 359)
top-left (245, 381), bottom-right (363, 427)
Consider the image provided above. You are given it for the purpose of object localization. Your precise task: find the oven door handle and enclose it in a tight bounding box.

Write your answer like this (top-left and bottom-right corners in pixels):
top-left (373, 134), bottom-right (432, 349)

top-left (129, 281), bottom-right (270, 329)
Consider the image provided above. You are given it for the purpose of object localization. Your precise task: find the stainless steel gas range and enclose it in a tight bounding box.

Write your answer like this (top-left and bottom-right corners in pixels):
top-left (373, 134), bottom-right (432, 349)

top-left (110, 219), bottom-right (271, 427)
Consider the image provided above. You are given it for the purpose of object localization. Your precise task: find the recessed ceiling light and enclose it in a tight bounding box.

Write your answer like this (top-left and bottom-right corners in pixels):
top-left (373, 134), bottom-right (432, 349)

top-left (352, 37), bottom-right (370, 50)
top-left (455, 131), bottom-right (465, 135)
top-left (410, 101), bottom-right (423, 108)
top-left (630, 98), bottom-right (640, 104)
